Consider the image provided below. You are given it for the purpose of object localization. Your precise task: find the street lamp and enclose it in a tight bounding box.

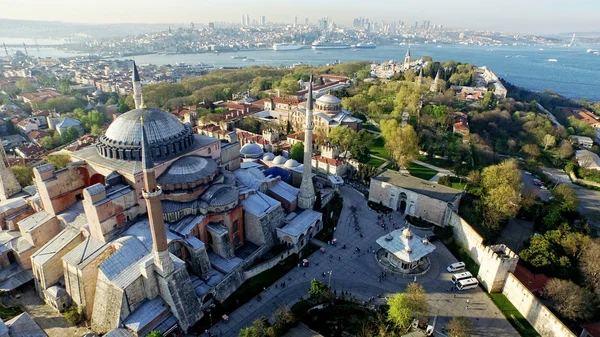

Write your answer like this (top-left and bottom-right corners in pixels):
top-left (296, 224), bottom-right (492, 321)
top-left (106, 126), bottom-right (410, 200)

top-left (327, 271), bottom-right (333, 288)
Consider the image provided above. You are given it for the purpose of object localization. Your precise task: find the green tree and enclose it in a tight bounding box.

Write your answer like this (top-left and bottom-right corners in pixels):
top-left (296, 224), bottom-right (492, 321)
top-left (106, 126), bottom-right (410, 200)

top-left (328, 127), bottom-right (355, 154)
top-left (117, 96), bottom-right (130, 113)
top-left (308, 279), bottom-right (328, 298)
top-left (16, 79), bottom-right (36, 93)
top-left (313, 189), bottom-right (322, 211)
top-left (274, 75), bottom-right (300, 95)
top-left (480, 159), bottom-right (522, 230)
top-left (11, 165), bottom-right (31, 186)
top-left (381, 119), bottom-right (419, 168)
top-left (239, 316), bottom-right (269, 337)
top-left (437, 175), bottom-right (452, 187)
top-left (349, 130), bottom-right (374, 163)
top-left (146, 331), bottom-right (163, 337)
top-left (388, 282), bottom-right (428, 329)
top-left (290, 142), bottom-right (304, 163)
top-left (286, 120), bottom-right (292, 135)
top-left (551, 184), bottom-right (579, 212)
top-left (543, 134), bottom-right (556, 150)
top-left (558, 140), bottom-right (574, 159)
top-left (61, 126), bottom-right (80, 144)
top-left (447, 317), bottom-right (473, 337)
top-left (63, 306), bottom-right (81, 325)
top-left (46, 154), bottom-right (71, 170)
top-left (40, 136), bottom-right (55, 149)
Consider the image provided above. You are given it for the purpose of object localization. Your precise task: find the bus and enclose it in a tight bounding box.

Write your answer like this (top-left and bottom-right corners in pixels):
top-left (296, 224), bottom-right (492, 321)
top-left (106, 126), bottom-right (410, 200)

top-left (457, 278), bottom-right (479, 291)
top-left (451, 272), bottom-right (473, 284)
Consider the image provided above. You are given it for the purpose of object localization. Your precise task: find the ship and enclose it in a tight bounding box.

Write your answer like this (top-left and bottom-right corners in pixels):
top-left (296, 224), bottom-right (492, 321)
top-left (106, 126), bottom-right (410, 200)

top-left (231, 55), bottom-right (246, 59)
top-left (548, 58), bottom-right (558, 62)
top-left (355, 42), bottom-right (376, 49)
top-left (311, 41), bottom-right (351, 50)
top-left (273, 43), bottom-right (303, 51)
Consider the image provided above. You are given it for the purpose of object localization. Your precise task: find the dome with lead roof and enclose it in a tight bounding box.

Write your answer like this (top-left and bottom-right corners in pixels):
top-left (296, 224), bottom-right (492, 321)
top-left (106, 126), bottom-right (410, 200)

top-left (96, 108), bottom-right (195, 162)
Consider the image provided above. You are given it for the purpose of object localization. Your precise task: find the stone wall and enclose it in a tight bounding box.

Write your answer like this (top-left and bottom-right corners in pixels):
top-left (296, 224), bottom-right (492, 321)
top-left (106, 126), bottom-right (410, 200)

top-left (502, 273), bottom-right (575, 337)
top-left (242, 247), bottom-right (297, 280)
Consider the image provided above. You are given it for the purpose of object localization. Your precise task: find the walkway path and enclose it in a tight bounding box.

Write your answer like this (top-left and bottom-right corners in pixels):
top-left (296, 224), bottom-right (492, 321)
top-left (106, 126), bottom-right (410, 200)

top-left (413, 159), bottom-right (454, 183)
top-left (209, 186), bottom-right (517, 337)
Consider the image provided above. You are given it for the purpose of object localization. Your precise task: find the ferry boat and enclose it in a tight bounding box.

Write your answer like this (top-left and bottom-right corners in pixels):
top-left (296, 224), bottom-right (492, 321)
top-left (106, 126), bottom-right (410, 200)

top-left (231, 55), bottom-right (246, 59)
top-left (311, 41), bottom-right (351, 50)
top-left (273, 43), bottom-right (303, 51)
top-left (587, 48), bottom-right (599, 53)
top-left (548, 58), bottom-right (558, 62)
top-left (355, 42), bottom-right (376, 49)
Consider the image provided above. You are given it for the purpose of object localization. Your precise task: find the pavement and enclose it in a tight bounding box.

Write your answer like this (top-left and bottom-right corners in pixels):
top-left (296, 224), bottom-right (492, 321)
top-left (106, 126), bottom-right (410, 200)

top-left (208, 186), bottom-right (517, 337)
top-left (521, 170), bottom-right (552, 202)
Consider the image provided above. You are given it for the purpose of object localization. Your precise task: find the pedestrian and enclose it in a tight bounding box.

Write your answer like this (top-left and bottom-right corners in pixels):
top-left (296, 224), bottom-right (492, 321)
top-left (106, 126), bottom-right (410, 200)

top-left (303, 272), bottom-right (306, 277)
top-left (275, 284), bottom-right (278, 288)
top-left (338, 256), bottom-right (341, 261)
top-left (360, 233), bottom-right (363, 238)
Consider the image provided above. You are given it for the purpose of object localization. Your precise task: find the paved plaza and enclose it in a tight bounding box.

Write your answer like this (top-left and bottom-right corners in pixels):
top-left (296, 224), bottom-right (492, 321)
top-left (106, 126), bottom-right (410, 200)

top-left (209, 186), bottom-right (518, 337)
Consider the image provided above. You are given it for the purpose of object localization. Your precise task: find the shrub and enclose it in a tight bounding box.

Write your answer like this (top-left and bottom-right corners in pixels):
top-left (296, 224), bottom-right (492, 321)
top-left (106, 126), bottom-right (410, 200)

top-left (63, 306), bottom-right (80, 325)
top-left (437, 175), bottom-right (452, 187)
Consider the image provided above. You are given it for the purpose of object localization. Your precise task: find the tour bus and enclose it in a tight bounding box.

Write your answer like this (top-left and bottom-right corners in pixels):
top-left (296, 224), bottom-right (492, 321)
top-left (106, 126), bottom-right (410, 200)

top-left (457, 278), bottom-right (479, 291)
top-left (446, 262), bottom-right (466, 272)
top-left (451, 271), bottom-right (473, 284)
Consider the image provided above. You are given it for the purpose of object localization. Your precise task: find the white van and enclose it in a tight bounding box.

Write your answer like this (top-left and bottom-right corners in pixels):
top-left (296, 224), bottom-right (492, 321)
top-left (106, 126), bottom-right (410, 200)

top-left (456, 277), bottom-right (479, 290)
top-left (451, 271), bottom-right (473, 284)
top-left (446, 262), bottom-right (466, 272)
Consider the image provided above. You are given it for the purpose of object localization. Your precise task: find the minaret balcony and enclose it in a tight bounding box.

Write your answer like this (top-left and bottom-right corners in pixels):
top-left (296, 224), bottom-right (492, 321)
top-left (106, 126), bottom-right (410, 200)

top-left (143, 186), bottom-right (163, 199)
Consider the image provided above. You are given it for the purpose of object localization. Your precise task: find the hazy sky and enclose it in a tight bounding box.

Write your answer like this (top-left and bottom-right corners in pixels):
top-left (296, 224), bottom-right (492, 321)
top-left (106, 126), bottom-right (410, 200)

top-left (1, 0), bottom-right (598, 34)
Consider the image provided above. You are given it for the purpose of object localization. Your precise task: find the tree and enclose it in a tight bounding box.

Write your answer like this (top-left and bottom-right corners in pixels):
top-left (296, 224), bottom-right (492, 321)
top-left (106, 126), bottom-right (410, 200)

top-left (308, 279), bottom-right (328, 298)
top-left (328, 127), bottom-right (355, 154)
top-left (146, 331), bottom-right (163, 337)
top-left (11, 165), bottom-right (31, 186)
top-left (46, 154), bottom-right (71, 170)
top-left (117, 95), bottom-right (130, 113)
top-left (581, 240), bottom-right (600, 295)
top-left (437, 175), bottom-right (452, 187)
top-left (40, 136), bottom-right (55, 149)
top-left (61, 126), bottom-right (80, 144)
top-left (16, 79), bottom-right (36, 93)
top-left (388, 283), bottom-right (428, 329)
top-left (551, 184), bottom-right (579, 212)
top-left (480, 159), bottom-right (523, 229)
top-left (290, 142), bottom-right (304, 163)
top-left (447, 317), bottom-right (472, 337)
top-left (543, 134), bottom-right (556, 150)
top-left (545, 278), bottom-right (596, 321)
top-left (381, 119), bottom-right (418, 168)
top-left (557, 140), bottom-right (574, 159)
top-left (286, 120), bottom-right (292, 135)
top-left (522, 143), bottom-right (540, 160)
top-left (349, 130), bottom-right (374, 163)
top-left (239, 316), bottom-right (269, 337)
top-left (63, 306), bottom-right (81, 325)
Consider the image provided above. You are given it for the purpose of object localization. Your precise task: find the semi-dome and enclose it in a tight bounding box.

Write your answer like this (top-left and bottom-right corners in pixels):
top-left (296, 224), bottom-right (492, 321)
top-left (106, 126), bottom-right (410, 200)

top-left (273, 155), bottom-right (287, 165)
top-left (316, 94), bottom-right (341, 105)
top-left (262, 153), bottom-right (275, 161)
top-left (240, 143), bottom-right (264, 159)
top-left (284, 159), bottom-right (300, 168)
top-left (96, 108), bottom-right (195, 162)
top-left (157, 155), bottom-right (218, 187)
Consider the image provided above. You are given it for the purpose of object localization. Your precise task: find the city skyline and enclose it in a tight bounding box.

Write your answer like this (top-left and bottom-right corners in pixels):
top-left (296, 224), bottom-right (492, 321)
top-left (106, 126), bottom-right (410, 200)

top-left (0, 0), bottom-right (598, 35)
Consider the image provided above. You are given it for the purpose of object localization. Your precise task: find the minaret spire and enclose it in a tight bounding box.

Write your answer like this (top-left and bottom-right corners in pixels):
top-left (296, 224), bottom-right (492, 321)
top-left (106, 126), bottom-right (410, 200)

top-left (140, 115), bottom-right (173, 275)
top-left (298, 76), bottom-right (316, 210)
top-left (132, 61), bottom-right (144, 109)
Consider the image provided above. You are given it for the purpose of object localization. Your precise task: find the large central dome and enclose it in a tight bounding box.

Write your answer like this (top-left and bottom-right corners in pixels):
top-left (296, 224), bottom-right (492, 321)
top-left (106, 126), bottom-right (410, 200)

top-left (96, 108), bottom-right (195, 162)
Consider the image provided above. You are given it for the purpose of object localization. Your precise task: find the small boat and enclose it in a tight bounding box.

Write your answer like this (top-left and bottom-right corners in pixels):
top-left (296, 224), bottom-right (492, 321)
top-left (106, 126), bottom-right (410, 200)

top-left (231, 55), bottom-right (246, 59)
top-left (314, 51), bottom-right (322, 54)
top-left (548, 58), bottom-right (558, 62)
top-left (243, 58), bottom-right (255, 62)
top-left (539, 48), bottom-right (544, 51)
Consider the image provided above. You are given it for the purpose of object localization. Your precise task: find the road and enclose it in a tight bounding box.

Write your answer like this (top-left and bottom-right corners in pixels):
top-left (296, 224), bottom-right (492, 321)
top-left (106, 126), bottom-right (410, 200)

top-left (543, 167), bottom-right (600, 225)
top-left (521, 170), bottom-right (552, 202)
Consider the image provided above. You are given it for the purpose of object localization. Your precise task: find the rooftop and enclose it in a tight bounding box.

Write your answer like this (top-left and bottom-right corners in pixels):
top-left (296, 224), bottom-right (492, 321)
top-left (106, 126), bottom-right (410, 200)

top-left (241, 192), bottom-right (280, 217)
top-left (372, 170), bottom-right (462, 203)
top-left (278, 209), bottom-right (322, 237)
top-left (376, 227), bottom-right (436, 262)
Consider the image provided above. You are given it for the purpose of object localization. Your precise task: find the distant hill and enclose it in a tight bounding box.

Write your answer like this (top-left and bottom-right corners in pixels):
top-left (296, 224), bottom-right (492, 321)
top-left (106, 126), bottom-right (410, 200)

top-left (0, 18), bottom-right (174, 40)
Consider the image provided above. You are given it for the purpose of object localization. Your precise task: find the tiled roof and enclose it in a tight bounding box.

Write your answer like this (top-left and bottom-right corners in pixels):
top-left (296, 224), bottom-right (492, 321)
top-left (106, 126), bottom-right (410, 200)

top-left (241, 192), bottom-right (280, 217)
top-left (278, 210), bottom-right (322, 237)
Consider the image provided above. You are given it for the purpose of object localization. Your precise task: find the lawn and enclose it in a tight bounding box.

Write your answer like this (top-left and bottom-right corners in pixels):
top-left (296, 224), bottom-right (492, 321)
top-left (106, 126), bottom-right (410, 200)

top-left (367, 157), bottom-right (385, 168)
top-left (407, 162), bottom-right (438, 181)
top-left (418, 154), bottom-right (455, 170)
top-left (488, 293), bottom-right (540, 337)
top-left (449, 176), bottom-right (468, 190)
top-left (370, 137), bottom-right (389, 159)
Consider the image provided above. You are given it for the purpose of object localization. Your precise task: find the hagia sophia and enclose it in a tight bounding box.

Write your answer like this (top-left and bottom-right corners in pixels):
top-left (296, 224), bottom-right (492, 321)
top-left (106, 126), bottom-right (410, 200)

top-left (0, 63), bottom-right (326, 336)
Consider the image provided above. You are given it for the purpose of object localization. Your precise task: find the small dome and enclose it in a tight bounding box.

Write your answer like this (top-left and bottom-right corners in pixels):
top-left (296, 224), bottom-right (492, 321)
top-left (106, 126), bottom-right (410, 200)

top-left (263, 152), bottom-right (275, 161)
top-left (157, 155), bottom-right (218, 187)
top-left (316, 94), bottom-right (341, 105)
top-left (273, 155), bottom-right (287, 165)
top-left (240, 143), bottom-right (264, 158)
top-left (284, 159), bottom-right (300, 168)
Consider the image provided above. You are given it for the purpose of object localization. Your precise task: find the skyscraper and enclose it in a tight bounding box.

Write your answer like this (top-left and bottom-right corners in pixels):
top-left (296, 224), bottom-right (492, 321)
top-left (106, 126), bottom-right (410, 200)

top-left (246, 14), bottom-right (250, 26)
top-left (261, 16), bottom-right (266, 25)
top-left (295, 16), bottom-right (298, 26)
top-left (241, 14), bottom-right (246, 26)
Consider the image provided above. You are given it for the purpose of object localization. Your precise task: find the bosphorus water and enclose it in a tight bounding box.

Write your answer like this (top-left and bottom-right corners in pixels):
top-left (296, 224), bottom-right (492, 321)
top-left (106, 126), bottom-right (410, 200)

top-left (6, 43), bottom-right (600, 101)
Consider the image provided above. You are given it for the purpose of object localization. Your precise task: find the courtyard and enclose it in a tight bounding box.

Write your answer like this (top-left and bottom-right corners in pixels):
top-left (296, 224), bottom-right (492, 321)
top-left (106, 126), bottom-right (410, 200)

top-left (209, 185), bottom-right (517, 337)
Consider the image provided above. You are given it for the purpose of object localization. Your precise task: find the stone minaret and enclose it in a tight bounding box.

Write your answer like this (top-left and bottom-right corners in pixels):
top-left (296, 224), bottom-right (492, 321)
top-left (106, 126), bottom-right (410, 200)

top-left (298, 76), bottom-right (316, 209)
top-left (417, 68), bottom-right (423, 85)
top-left (403, 47), bottom-right (411, 70)
top-left (0, 141), bottom-right (20, 200)
top-left (430, 70), bottom-right (441, 92)
top-left (140, 116), bottom-right (174, 275)
top-left (132, 61), bottom-right (144, 109)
